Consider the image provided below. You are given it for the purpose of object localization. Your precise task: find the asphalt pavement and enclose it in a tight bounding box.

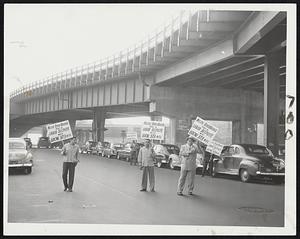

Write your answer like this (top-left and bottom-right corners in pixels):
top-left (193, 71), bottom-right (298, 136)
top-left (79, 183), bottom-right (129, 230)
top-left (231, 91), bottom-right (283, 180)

top-left (7, 148), bottom-right (284, 226)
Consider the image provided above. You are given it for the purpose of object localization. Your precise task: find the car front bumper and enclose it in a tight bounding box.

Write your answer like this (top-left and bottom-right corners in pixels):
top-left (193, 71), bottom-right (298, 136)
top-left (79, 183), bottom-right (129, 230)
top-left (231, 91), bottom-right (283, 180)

top-left (9, 163), bottom-right (33, 168)
top-left (256, 171), bottom-right (285, 176)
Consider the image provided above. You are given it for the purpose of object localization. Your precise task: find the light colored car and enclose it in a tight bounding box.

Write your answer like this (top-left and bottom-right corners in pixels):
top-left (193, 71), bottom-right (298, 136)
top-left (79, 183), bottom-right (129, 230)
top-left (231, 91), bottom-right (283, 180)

top-left (102, 143), bottom-right (124, 158)
top-left (169, 152), bottom-right (203, 170)
top-left (211, 144), bottom-right (285, 183)
top-left (9, 138), bottom-right (33, 174)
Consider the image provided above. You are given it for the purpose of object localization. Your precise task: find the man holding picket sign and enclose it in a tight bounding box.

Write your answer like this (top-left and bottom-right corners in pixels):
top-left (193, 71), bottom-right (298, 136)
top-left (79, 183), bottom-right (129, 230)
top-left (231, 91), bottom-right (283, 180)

top-left (61, 136), bottom-right (80, 192)
top-left (177, 136), bottom-right (203, 196)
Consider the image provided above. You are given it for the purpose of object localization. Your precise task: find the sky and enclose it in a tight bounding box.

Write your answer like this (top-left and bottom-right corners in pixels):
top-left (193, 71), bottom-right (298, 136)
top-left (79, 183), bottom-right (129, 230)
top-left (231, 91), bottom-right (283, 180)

top-left (4, 4), bottom-right (199, 94)
top-left (4, 4), bottom-right (202, 125)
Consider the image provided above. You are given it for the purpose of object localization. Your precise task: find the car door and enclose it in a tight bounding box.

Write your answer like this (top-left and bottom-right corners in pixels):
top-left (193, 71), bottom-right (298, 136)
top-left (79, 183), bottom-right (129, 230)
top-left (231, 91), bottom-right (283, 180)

top-left (231, 146), bottom-right (243, 174)
top-left (216, 147), bottom-right (229, 173)
top-left (220, 146), bottom-right (234, 173)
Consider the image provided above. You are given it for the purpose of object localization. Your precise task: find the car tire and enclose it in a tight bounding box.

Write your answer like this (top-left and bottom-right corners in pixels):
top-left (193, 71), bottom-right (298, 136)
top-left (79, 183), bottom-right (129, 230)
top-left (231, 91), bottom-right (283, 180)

top-left (24, 167), bottom-right (32, 174)
top-left (169, 160), bottom-right (175, 170)
top-left (157, 161), bottom-right (162, 168)
top-left (240, 168), bottom-right (251, 182)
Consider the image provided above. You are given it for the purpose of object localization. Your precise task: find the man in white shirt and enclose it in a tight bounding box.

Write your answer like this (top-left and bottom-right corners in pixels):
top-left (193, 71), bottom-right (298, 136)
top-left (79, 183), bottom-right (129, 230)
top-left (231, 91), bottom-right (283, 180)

top-left (61, 137), bottom-right (80, 192)
top-left (177, 137), bottom-right (201, 196)
top-left (138, 139), bottom-right (156, 192)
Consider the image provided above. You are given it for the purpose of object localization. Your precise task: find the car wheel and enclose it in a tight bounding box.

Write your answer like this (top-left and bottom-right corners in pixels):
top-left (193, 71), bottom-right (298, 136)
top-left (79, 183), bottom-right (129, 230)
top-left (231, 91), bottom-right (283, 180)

top-left (157, 161), bottom-right (162, 168)
top-left (24, 167), bottom-right (32, 174)
top-left (240, 168), bottom-right (251, 182)
top-left (169, 160), bottom-right (175, 170)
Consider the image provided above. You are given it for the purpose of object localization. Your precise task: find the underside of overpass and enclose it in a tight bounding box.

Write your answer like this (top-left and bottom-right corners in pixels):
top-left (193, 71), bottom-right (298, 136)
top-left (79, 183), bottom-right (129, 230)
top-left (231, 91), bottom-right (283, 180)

top-left (9, 10), bottom-right (288, 155)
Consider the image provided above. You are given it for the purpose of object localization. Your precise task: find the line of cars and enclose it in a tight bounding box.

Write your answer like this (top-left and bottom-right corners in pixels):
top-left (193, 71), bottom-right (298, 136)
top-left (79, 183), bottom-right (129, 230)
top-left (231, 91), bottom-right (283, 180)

top-left (79, 140), bottom-right (285, 184)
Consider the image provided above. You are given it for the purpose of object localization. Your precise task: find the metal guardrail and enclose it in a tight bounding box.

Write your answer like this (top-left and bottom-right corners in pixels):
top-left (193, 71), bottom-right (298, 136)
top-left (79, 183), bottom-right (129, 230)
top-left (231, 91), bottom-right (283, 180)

top-left (10, 10), bottom-right (203, 99)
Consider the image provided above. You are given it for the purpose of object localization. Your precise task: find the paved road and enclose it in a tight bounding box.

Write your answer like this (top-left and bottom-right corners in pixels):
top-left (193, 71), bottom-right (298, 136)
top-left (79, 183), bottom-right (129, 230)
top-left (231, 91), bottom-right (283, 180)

top-left (8, 148), bottom-right (284, 226)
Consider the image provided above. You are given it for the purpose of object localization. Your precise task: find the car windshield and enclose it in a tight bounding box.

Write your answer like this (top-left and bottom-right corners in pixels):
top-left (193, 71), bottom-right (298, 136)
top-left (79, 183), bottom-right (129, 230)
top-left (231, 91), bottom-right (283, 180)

top-left (165, 145), bottom-right (180, 154)
top-left (40, 138), bottom-right (49, 141)
top-left (9, 142), bottom-right (26, 149)
top-left (243, 145), bottom-right (271, 155)
top-left (89, 142), bottom-right (97, 147)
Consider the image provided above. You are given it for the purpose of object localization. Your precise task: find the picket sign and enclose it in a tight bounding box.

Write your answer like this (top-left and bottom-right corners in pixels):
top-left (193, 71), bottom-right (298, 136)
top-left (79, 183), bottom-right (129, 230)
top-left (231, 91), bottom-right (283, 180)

top-left (141, 121), bottom-right (165, 141)
top-left (46, 120), bottom-right (73, 143)
top-left (206, 140), bottom-right (224, 157)
top-left (126, 132), bottom-right (138, 140)
top-left (188, 116), bottom-right (224, 156)
top-left (188, 117), bottom-right (218, 145)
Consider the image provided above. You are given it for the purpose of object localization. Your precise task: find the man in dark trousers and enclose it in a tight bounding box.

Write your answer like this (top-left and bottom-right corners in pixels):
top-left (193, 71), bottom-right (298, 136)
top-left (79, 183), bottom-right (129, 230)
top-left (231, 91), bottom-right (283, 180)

top-left (61, 136), bottom-right (80, 192)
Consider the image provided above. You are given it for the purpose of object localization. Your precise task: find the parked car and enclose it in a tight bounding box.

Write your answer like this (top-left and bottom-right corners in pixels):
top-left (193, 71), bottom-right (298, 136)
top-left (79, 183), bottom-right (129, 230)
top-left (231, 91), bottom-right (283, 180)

top-left (51, 141), bottom-right (64, 149)
top-left (168, 147), bottom-right (204, 170)
top-left (102, 143), bottom-right (124, 158)
top-left (153, 144), bottom-right (180, 168)
top-left (116, 142), bottom-right (144, 161)
top-left (80, 140), bottom-right (98, 154)
top-left (37, 137), bottom-right (51, 148)
top-left (96, 141), bottom-right (110, 156)
top-left (23, 138), bottom-right (32, 149)
top-left (9, 138), bottom-right (33, 174)
top-left (211, 144), bottom-right (285, 183)
top-left (116, 143), bottom-right (131, 161)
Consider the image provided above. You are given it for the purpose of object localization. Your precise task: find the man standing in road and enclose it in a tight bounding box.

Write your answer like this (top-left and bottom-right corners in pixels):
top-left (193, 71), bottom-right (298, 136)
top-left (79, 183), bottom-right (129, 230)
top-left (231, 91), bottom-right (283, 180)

top-left (61, 136), bottom-right (80, 192)
top-left (138, 139), bottom-right (156, 192)
top-left (130, 140), bottom-right (138, 166)
top-left (177, 136), bottom-right (200, 196)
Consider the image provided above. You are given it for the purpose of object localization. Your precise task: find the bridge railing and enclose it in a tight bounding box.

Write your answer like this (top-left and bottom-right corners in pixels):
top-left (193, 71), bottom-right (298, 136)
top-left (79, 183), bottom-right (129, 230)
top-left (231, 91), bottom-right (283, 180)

top-left (10, 10), bottom-right (200, 100)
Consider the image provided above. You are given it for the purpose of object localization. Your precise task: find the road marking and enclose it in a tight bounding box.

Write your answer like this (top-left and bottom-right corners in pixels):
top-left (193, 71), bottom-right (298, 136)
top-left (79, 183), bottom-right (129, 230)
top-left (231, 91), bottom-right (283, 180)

top-left (78, 174), bottom-right (138, 202)
top-left (30, 204), bottom-right (49, 207)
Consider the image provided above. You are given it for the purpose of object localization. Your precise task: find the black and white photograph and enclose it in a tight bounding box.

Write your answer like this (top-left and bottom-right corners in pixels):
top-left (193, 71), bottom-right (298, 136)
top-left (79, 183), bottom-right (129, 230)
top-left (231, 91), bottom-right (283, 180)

top-left (3, 3), bottom-right (296, 236)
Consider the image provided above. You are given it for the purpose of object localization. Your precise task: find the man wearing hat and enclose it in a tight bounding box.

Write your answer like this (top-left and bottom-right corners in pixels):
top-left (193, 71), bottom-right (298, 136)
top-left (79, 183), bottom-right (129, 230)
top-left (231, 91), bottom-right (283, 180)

top-left (61, 136), bottom-right (80, 192)
top-left (177, 136), bottom-right (201, 196)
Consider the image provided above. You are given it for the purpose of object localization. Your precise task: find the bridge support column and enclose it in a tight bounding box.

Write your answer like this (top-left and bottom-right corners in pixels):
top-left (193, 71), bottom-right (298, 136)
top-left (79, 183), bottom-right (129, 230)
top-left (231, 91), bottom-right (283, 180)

top-left (264, 52), bottom-right (280, 156)
top-left (232, 120), bottom-right (241, 144)
top-left (68, 120), bottom-right (76, 135)
top-left (168, 118), bottom-right (176, 144)
top-left (93, 109), bottom-right (106, 142)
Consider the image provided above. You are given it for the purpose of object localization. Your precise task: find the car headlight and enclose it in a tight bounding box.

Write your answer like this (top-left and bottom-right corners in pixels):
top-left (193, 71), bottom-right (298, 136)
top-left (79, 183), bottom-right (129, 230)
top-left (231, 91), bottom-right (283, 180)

top-left (25, 153), bottom-right (33, 161)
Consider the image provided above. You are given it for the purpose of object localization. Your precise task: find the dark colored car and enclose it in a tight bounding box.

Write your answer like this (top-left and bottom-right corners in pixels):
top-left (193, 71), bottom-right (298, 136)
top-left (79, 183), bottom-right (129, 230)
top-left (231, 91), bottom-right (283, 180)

top-left (23, 138), bottom-right (32, 149)
top-left (80, 140), bottom-right (98, 154)
top-left (96, 141), bottom-right (110, 156)
top-left (211, 144), bottom-right (285, 183)
top-left (116, 143), bottom-right (131, 161)
top-left (37, 137), bottom-right (51, 148)
top-left (153, 144), bottom-right (180, 168)
top-left (102, 143), bottom-right (124, 158)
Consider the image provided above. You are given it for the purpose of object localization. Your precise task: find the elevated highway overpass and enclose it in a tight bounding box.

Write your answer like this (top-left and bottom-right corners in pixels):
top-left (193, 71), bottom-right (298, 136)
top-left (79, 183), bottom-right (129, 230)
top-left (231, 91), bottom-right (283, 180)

top-left (9, 10), bottom-right (287, 155)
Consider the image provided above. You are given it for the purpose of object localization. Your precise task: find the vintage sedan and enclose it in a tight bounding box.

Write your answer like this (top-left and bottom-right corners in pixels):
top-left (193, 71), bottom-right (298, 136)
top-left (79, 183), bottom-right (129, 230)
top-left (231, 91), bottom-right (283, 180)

top-left (9, 138), bottom-right (33, 174)
top-left (117, 142), bottom-right (144, 161)
top-left (169, 150), bottom-right (204, 170)
top-left (102, 143), bottom-right (124, 158)
top-left (116, 143), bottom-right (131, 161)
top-left (80, 140), bottom-right (98, 154)
top-left (211, 144), bottom-right (285, 183)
